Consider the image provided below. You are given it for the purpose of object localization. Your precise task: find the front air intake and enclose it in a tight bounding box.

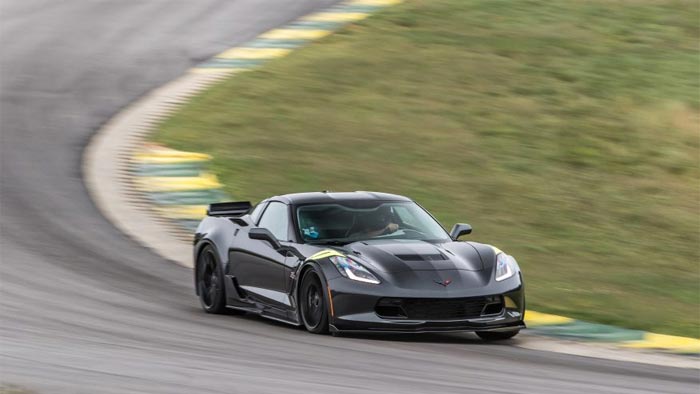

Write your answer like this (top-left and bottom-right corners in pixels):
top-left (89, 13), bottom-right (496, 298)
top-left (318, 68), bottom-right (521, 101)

top-left (375, 296), bottom-right (504, 320)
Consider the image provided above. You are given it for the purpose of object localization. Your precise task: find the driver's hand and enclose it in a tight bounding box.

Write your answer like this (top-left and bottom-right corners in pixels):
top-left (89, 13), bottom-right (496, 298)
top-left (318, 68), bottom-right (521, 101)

top-left (385, 223), bottom-right (399, 233)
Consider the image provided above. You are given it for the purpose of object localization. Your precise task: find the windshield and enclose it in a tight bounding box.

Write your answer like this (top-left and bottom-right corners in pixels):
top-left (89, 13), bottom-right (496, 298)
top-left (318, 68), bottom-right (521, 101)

top-left (296, 202), bottom-right (450, 244)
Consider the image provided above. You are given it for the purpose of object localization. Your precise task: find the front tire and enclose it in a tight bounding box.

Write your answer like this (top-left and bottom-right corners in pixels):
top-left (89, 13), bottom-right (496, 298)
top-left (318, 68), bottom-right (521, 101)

top-left (476, 329), bottom-right (520, 341)
top-left (197, 246), bottom-right (227, 314)
top-left (300, 269), bottom-right (329, 334)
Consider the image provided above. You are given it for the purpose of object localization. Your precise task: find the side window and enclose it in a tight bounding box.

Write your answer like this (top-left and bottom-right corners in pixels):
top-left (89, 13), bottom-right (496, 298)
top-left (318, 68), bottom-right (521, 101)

top-left (257, 202), bottom-right (289, 241)
top-left (249, 202), bottom-right (267, 225)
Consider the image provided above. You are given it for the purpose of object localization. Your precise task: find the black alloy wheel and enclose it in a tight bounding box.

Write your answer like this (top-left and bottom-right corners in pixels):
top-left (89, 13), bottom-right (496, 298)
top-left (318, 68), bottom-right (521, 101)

top-left (300, 269), bottom-right (329, 334)
top-left (197, 246), bottom-right (226, 314)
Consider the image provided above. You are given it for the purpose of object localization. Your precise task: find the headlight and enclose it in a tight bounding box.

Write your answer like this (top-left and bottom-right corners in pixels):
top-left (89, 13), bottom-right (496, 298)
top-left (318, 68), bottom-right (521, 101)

top-left (495, 253), bottom-right (518, 282)
top-left (329, 256), bottom-right (380, 284)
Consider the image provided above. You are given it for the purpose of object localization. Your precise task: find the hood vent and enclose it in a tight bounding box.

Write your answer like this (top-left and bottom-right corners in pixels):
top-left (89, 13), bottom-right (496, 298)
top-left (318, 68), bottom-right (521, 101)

top-left (394, 253), bottom-right (447, 262)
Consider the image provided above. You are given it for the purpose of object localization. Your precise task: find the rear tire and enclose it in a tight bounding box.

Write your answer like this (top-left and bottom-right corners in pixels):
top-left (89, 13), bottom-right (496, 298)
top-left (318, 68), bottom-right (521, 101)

top-left (476, 330), bottom-right (520, 341)
top-left (196, 246), bottom-right (227, 314)
top-left (300, 269), bottom-right (329, 334)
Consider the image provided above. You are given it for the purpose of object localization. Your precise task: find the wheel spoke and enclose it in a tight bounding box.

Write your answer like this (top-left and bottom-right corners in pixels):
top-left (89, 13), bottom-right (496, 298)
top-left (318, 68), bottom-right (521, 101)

top-left (205, 254), bottom-right (215, 273)
top-left (305, 285), bottom-right (321, 326)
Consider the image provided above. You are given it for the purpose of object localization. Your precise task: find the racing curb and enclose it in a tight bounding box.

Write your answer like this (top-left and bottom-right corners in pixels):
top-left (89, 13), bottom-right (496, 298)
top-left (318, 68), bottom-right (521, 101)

top-left (525, 311), bottom-right (700, 355)
top-left (82, 0), bottom-right (699, 364)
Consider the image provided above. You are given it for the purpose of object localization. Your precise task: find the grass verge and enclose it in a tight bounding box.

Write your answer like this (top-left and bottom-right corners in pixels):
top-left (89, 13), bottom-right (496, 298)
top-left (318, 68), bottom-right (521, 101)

top-left (155, 0), bottom-right (700, 337)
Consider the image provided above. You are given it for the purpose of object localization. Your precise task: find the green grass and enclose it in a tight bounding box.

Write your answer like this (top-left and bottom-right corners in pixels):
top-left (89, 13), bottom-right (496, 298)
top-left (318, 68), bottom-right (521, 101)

top-left (154, 0), bottom-right (700, 337)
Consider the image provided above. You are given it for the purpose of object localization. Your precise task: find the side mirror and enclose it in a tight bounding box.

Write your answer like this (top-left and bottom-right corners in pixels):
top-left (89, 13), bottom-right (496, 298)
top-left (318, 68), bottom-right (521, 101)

top-left (450, 223), bottom-right (472, 239)
top-left (248, 227), bottom-right (282, 250)
top-left (248, 228), bottom-right (304, 260)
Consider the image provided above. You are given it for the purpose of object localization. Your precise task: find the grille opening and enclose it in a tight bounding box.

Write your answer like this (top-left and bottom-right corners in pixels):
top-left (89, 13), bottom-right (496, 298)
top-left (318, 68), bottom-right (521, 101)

top-left (375, 305), bottom-right (407, 319)
top-left (375, 296), bottom-right (502, 320)
top-left (482, 301), bottom-right (504, 315)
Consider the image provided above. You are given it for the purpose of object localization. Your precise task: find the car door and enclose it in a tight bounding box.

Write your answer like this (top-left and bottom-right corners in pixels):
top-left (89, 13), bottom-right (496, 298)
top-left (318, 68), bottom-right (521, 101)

top-left (229, 201), bottom-right (293, 313)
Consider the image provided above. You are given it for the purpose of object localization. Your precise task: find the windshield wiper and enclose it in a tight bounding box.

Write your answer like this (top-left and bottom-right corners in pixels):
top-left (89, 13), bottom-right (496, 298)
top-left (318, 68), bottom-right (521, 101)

top-left (308, 240), bottom-right (350, 246)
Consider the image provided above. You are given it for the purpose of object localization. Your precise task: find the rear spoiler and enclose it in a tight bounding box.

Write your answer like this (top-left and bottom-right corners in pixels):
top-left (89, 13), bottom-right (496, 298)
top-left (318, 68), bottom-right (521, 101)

top-left (207, 201), bottom-right (252, 217)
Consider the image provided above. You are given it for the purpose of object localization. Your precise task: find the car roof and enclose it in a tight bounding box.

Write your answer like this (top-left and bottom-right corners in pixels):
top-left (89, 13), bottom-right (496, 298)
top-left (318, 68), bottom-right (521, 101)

top-left (269, 191), bottom-right (412, 205)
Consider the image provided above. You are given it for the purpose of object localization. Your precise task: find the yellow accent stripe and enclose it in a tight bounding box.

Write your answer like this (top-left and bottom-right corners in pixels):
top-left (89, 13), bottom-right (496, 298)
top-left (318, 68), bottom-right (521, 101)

top-left (622, 333), bottom-right (700, 353)
top-left (525, 311), bottom-right (574, 327)
top-left (260, 29), bottom-right (332, 40)
top-left (307, 249), bottom-right (344, 261)
top-left (490, 246), bottom-right (504, 255)
top-left (303, 12), bottom-right (369, 23)
top-left (135, 173), bottom-right (222, 192)
top-left (155, 205), bottom-right (208, 220)
top-left (216, 47), bottom-right (292, 60)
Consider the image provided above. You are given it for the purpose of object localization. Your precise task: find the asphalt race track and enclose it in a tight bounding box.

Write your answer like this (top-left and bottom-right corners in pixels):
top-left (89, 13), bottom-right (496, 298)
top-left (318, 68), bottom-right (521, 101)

top-left (0, 1), bottom-right (698, 393)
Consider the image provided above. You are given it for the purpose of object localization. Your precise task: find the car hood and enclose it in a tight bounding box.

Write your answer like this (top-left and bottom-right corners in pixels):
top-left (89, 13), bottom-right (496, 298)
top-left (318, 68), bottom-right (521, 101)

top-left (342, 239), bottom-right (484, 273)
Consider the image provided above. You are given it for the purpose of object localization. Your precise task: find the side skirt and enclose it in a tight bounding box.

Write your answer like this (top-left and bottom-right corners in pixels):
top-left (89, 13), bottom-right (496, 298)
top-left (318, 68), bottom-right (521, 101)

top-left (225, 305), bottom-right (301, 326)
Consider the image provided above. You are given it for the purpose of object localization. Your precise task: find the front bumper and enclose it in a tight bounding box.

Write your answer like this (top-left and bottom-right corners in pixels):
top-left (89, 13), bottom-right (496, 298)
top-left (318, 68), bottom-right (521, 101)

top-left (330, 318), bottom-right (525, 334)
top-left (326, 274), bottom-right (525, 333)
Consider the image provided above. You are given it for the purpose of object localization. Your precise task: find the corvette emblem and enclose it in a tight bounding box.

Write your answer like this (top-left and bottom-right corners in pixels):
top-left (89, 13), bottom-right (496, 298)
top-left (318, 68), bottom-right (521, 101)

top-left (434, 279), bottom-right (452, 287)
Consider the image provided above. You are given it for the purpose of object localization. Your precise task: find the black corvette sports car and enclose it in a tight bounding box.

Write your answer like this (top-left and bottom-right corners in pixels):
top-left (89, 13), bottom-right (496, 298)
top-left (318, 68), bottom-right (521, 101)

top-left (194, 191), bottom-right (525, 339)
